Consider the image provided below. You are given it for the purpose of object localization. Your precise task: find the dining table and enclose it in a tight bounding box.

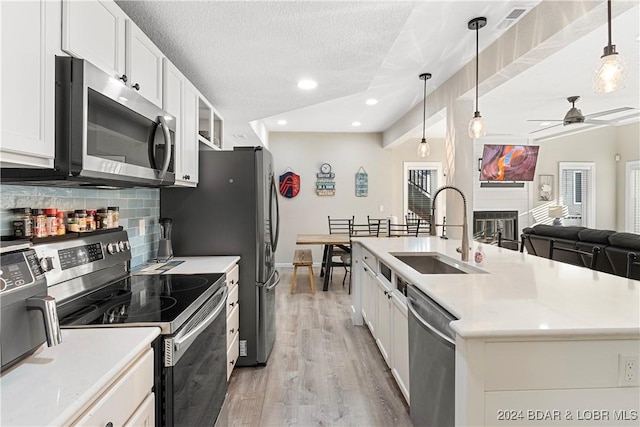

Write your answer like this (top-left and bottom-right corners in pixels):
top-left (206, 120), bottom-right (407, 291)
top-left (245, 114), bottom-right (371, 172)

top-left (295, 234), bottom-right (351, 291)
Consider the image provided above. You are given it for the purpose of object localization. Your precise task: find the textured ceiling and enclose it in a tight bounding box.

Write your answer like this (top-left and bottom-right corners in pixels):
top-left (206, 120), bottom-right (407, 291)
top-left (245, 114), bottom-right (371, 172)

top-left (115, 0), bottom-right (639, 146)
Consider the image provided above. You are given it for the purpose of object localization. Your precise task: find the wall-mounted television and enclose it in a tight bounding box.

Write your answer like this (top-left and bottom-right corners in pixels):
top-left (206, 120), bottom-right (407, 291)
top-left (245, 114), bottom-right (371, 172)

top-left (479, 144), bottom-right (539, 182)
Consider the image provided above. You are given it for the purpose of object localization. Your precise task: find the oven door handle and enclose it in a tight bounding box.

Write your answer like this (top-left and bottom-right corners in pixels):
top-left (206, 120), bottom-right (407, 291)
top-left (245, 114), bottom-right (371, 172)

top-left (165, 286), bottom-right (228, 367)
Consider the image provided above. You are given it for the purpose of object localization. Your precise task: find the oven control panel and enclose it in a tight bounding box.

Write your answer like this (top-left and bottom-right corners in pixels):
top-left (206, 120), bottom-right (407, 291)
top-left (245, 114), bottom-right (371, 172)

top-left (0, 250), bottom-right (43, 294)
top-left (32, 229), bottom-right (131, 288)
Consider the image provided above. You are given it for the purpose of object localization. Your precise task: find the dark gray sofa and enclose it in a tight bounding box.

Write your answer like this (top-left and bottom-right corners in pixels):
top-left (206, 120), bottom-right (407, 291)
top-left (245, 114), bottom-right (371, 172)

top-left (521, 225), bottom-right (640, 279)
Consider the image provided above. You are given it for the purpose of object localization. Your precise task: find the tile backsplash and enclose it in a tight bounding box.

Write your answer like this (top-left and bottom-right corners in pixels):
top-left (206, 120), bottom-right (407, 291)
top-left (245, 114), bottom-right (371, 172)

top-left (0, 185), bottom-right (159, 268)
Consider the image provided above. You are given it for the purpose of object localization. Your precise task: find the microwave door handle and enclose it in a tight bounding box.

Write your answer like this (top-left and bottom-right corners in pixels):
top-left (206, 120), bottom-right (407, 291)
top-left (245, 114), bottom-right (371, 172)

top-left (156, 116), bottom-right (172, 179)
top-left (147, 120), bottom-right (160, 170)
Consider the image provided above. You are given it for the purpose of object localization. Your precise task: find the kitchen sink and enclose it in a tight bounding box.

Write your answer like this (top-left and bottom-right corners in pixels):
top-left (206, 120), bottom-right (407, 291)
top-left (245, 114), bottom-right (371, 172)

top-left (390, 252), bottom-right (486, 275)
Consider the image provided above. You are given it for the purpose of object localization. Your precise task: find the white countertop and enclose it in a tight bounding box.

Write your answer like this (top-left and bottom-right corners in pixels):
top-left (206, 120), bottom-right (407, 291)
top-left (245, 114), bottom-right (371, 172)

top-left (353, 237), bottom-right (640, 339)
top-left (0, 327), bottom-right (160, 426)
top-left (136, 256), bottom-right (240, 275)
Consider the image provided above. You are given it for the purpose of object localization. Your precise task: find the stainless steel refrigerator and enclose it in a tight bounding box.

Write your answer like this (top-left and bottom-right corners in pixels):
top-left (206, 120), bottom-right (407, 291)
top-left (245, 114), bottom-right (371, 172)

top-left (160, 146), bottom-right (280, 366)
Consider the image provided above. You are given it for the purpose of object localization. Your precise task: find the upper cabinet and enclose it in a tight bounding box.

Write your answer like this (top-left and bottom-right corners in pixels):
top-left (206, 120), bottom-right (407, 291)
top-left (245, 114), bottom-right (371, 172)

top-left (0, 0), bottom-right (61, 168)
top-left (62, 0), bottom-right (163, 107)
top-left (198, 97), bottom-right (223, 150)
top-left (163, 58), bottom-right (198, 187)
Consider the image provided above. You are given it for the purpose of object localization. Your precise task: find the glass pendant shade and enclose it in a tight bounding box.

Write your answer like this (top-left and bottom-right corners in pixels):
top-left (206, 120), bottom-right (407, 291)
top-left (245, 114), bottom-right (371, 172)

top-left (593, 51), bottom-right (627, 93)
top-left (468, 113), bottom-right (486, 138)
top-left (417, 138), bottom-right (431, 158)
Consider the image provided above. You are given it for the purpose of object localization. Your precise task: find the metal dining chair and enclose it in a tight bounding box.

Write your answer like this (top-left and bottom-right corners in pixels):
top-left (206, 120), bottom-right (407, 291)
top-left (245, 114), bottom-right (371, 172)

top-left (387, 219), bottom-right (420, 237)
top-left (326, 216), bottom-right (354, 286)
top-left (340, 221), bottom-right (381, 292)
top-left (367, 216), bottom-right (387, 236)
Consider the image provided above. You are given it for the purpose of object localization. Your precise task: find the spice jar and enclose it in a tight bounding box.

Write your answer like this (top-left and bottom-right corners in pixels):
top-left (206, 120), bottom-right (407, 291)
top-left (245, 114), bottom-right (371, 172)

top-left (108, 206), bottom-right (119, 228)
top-left (45, 208), bottom-right (58, 237)
top-left (97, 208), bottom-right (111, 229)
top-left (75, 209), bottom-right (87, 232)
top-left (86, 209), bottom-right (96, 232)
top-left (56, 211), bottom-right (66, 235)
top-left (12, 208), bottom-right (33, 238)
top-left (33, 209), bottom-right (47, 238)
top-left (67, 212), bottom-right (80, 233)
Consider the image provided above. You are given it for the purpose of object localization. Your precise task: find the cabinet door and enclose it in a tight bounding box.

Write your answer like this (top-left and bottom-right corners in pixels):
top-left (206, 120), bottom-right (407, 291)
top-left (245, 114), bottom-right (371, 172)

top-left (181, 81), bottom-right (199, 185)
top-left (125, 20), bottom-right (163, 107)
top-left (1, 0), bottom-right (57, 167)
top-left (375, 276), bottom-right (392, 366)
top-left (362, 265), bottom-right (377, 334)
top-left (391, 294), bottom-right (410, 403)
top-left (62, 0), bottom-right (126, 77)
top-left (124, 392), bottom-right (154, 427)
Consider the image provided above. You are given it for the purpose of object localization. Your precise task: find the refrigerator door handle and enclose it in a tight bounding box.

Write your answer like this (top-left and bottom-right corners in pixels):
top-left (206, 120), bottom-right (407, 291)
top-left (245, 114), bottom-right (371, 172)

top-left (266, 270), bottom-right (280, 291)
top-left (269, 175), bottom-right (280, 252)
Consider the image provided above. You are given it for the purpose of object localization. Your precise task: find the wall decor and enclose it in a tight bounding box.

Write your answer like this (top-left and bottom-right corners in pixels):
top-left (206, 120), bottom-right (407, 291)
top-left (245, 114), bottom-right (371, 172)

top-left (538, 174), bottom-right (553, 201)
top-left (279, 168), bottom-right (300, 198)
top-left (355, 167), bottom-right (368, 197)
top-left (316, 163), bottom-right (335, 196)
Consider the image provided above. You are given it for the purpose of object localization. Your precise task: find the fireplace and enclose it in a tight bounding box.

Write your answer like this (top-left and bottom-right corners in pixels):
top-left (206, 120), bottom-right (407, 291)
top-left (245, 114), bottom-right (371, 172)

top-left (473, 210), bottom-right (518, 249)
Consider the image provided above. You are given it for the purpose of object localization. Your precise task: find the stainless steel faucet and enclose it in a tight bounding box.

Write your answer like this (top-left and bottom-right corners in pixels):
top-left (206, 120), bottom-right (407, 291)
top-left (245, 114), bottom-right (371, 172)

top-left (429, 185), bottom-right (470, 262)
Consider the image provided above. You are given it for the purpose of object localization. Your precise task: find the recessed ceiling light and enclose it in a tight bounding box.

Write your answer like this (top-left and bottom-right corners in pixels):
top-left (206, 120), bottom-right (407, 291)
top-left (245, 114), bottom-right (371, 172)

top-left (352, 121), bottom-right (361, 127)
top-left (539, 122), bottom-right (551, 126)
top-left (365, 98), bottom-right (378, 106)
top-left (277, 119), bottom-right (287, 125)
top-left (297, 79), bottom-right (317, 90)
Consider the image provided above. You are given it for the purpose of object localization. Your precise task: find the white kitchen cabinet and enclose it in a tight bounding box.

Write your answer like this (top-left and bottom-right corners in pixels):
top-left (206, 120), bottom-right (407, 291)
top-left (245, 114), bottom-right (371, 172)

top-left (182, 81), bottom-right (200, 184)
top-left (375, 275), bottom-right (392, 366)
top-left (125, 20), bottom-right (163, 107)
top-left (361, 263), bottom-right (377, 335)
top-left (163, 59), bottom-right (198, 187)
top-left (72, 348), bottom-right (154, 426)
top-left (1, 0), bottom-right (60, 167)
top-left (226, 263), bottom-right (240, 380)
top-left (62, 0), bottom-right (163, 107)
top-left (197, 96), bottom-right (224, 150)
top-left (124, 392), bottom-right (154, 427)
top-left (391, 293), bottom-right (410, 403)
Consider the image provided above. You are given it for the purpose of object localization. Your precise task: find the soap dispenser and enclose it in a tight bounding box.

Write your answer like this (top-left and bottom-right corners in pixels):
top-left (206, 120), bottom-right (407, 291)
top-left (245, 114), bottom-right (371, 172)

top-left (474, 242), bottom-right (486, 266)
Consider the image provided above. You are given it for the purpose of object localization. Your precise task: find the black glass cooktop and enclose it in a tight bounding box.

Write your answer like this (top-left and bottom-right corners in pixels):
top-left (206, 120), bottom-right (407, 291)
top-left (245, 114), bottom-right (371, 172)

top-left (57, 273), bottom-right (225, 329)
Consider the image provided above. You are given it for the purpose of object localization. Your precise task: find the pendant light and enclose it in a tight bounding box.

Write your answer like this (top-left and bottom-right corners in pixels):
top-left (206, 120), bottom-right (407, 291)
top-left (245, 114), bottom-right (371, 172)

top-left (593, 0), bottom-right (627, 93)
top-left (417, 73), bottom-right (432, 158)
top-left (468, 17), bottom-right (487, 139)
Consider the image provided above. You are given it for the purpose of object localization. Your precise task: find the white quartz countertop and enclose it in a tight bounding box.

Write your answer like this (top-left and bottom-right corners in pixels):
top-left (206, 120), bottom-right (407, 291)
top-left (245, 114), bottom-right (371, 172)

top-left (136, 256), bottom-right (240, 275)
top-left (0, 327), bottom-right (160, 426)
top-left (353, 237), bottom-right (640, 339)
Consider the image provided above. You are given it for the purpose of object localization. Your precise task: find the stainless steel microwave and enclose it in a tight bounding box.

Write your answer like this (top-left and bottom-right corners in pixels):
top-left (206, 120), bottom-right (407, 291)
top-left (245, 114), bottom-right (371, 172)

top-left (1, 56), bottom-right (175, 188)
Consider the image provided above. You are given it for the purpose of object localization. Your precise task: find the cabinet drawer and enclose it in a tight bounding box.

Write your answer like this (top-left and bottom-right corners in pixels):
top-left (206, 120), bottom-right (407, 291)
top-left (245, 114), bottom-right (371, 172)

top-left (124, 392), bottom-right (154, 427)
top-left (227, 304), bottom-right (240, 349)
top-left (227, 331), bottom-right (239, 381)
top-left (226, 281), bottom-right (239, 316)
top-left (362, 247), bottom-right (377, 273)
top-left (227, 264), bottom-right (239, 289)
top-left (73, 348), bottom-right (154, 426)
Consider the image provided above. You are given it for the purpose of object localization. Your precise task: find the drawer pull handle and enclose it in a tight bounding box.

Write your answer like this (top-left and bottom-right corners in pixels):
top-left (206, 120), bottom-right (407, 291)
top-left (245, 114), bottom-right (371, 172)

top-left (105, 423), bottom-right (114, 427)
top-left (230, 328), bottom-right (235, 333)
top-left (229, 302), bottom-right (235, 307)
top-left (132, 83), bottom-right (140, 90)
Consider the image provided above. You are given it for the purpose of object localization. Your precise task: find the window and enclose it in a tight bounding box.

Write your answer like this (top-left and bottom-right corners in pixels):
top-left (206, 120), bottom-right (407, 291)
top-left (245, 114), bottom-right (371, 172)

top-left (403, 162), bottom-right (443, 223)
top-left (573, 171), bottom-right (582, 204)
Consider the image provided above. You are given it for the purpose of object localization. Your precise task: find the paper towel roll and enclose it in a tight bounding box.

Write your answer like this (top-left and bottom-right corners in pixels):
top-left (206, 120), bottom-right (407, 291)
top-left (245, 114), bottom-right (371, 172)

top-left (387, 215), bottom-right (398, 224)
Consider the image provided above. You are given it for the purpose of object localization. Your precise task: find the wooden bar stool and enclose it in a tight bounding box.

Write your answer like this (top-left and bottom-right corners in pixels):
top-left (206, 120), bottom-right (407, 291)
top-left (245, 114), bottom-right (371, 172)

top-left (291, 249), bottom-right (315, 294)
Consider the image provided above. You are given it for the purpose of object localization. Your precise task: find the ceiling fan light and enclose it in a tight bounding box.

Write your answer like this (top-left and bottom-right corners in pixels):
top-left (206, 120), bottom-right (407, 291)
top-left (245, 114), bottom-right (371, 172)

top-left (469, 113), bottom-right (486, 138)
top-left (417, 138), bottom-right (431, 158)
top-left (593, 51), bottom-right (627, 93)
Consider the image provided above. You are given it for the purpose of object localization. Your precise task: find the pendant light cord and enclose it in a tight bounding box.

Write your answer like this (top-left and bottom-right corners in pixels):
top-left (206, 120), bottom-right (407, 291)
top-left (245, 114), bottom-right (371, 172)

top-left (422, 77), bottom-right (427, 140)
top-left (607, 0), bottom-right (612, 47)
top-left (475, 24), bottom-right (479, 114)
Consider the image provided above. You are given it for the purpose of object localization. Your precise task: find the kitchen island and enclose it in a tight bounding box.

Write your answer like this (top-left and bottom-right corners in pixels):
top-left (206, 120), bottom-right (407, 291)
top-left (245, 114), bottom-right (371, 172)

top-left (351, 237), bottom-right (640, 426)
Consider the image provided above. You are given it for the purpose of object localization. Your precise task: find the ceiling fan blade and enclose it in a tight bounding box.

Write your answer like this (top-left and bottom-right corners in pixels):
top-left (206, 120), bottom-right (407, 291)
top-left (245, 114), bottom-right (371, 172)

top-left (585, 106), bottom-right (634, 119)
top-left (529, 123), bottom-right (563, 134)
top-left (527, 119), bottom-right (563, 122)
top-left (583, 119), bottom-right (616, 125)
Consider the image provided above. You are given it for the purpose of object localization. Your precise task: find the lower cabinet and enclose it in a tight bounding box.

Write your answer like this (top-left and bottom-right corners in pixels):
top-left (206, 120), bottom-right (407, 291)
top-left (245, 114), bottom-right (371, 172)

top-left (354, 243), bottom-right (410, 404)
top-left (391, 293), bottom-right (410, 402)
top-left (375, 276), bottom-right (392, 366)
top-left (72, 348), bottom-right (154, 426)
top-left (226, 263), bottom-right (240, 380)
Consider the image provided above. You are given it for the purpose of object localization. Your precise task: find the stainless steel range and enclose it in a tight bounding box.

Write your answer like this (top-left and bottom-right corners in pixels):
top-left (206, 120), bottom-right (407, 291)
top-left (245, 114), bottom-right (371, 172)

top-left (33, 229), bottom-right (228, 427)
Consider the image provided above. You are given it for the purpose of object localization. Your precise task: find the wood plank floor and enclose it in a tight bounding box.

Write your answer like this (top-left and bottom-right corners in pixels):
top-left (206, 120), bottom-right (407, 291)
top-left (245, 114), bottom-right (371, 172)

top-left (216, 267), bottom-right (412, 427)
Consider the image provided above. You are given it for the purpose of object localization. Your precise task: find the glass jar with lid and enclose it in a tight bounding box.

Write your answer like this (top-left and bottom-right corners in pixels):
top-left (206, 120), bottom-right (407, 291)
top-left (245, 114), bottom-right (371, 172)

top-left (108, 206), bottom-right (119, 228)
top-left (33, 209), bottom-right (47, 238)
top-left (67, 212), bottom-right (80, 233)
top-left (74, 209), bottom-right (87, 232)
top-left (56, 211), bottom-right (66, 235)
top-left (12, 207), bottom-right (33, 238)
top-left (86, 209), bottom-right (96, 232)
top-left (45, 208), bottom-right (57, 237)
top-left (97, 208), bottom-right (111, 229)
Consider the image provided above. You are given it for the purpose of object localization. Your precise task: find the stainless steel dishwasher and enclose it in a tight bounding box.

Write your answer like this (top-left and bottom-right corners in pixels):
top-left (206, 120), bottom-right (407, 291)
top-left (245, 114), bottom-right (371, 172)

top-left (406, 284), bottom-right (457, 426)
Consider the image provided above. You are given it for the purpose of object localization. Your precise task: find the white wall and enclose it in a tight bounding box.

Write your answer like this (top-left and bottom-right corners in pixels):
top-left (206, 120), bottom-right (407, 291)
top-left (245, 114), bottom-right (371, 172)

top-left (270, 132), bottom-right (393, 265)
top-left (615, 122), bottom-right (640, 229)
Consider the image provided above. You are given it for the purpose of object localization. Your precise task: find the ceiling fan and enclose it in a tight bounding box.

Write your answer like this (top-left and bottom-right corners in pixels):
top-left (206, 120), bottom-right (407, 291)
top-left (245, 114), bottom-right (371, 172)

top-left (528, 96), bottom-right (632, 134)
